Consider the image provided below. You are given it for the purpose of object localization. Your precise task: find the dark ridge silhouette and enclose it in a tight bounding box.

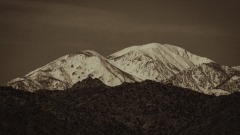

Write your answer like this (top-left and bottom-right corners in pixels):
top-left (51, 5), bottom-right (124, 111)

top-left (1, 78), bottom-right (240, 135)
top-left (70, 77), bottom-right (109, 90)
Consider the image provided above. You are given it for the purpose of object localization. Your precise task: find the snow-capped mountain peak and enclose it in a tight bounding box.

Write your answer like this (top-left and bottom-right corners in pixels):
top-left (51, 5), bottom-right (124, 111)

top-left (5, 50), bottom-right (140, 91)
top-left (107, 43), bottom-right (214, 82)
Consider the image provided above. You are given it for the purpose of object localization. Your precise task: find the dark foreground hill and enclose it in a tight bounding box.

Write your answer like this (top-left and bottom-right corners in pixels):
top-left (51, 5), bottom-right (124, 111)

top-left (1, 78), bottom-right (240, 135)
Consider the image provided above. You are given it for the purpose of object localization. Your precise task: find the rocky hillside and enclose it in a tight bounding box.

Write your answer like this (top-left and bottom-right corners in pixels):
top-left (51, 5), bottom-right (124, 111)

top-left (1, 78), bottom-right (240, 135)
top-left (171, 63), bottom-right (240, 95)
top-left (217, 75), bottom-right (240, 93)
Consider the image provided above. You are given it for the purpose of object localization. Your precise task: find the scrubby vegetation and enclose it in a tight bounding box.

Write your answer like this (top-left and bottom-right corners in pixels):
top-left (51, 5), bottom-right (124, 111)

top-left (1, 78), bottom-right (240, 134)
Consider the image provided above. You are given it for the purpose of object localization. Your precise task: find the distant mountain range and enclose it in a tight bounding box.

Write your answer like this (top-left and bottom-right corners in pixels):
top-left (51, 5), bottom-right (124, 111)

top-left (3, 43), bottom-right (240, 95)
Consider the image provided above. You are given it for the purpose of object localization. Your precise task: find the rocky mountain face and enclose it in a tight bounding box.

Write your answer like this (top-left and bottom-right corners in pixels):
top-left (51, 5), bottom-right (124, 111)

top-left (2, 43), bottom-right (240, 96)
top-left (1, 80), bottom-right (240, 134)
top-left (4, 50), bottom-right (140, 92)
top-left (107, 43), bottom-right (213, 82)
top-left (107, 43), bottom-right (240, 95)
top-left (171, 63), bottom-right (240, 96)
top-left (217, 75), bottom-right (240, 93)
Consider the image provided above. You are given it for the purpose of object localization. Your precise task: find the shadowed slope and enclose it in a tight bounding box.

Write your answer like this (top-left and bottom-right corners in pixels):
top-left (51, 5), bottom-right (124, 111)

top-left (1, 78), bottom-right (240, 134)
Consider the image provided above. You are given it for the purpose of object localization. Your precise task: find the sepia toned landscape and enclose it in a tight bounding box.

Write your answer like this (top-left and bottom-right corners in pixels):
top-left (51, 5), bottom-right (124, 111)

top-left (1, 0), bottom-right (240, 134)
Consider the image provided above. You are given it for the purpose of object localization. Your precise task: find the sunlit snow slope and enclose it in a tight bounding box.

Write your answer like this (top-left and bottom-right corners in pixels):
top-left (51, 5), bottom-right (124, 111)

top-left (4, 50), bottom-right (140, 92)
top-left (107, 43), bottom-right (213, 82)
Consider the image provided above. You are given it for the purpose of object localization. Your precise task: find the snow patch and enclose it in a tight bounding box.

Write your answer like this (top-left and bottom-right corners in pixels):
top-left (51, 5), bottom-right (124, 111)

top-left (210, 89), bottom-right (231, 96)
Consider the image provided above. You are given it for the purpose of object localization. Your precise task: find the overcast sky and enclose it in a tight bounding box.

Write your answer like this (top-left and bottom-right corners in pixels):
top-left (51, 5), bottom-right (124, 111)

top-left (1, 0), bottom-right (240, 84)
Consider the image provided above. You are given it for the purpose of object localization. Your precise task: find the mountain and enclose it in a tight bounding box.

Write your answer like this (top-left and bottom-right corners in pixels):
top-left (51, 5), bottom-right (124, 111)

top-left (107, 43), bottom-right (213, 82)
top-left (1, 79), bottom-right (240, 134)
top-left (106, 43), bottom-right (240, 95)
top-left (171, 63), bottom-right (240, 96)
top-left (3, 43), bottom-right (239, 96)
top-left (1, 43), bottom-right (240, 134)
top-left (4, 50), bottom-right (140, 92)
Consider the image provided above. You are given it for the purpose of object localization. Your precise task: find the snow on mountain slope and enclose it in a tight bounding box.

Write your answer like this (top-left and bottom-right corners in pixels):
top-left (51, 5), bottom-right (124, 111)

top-left (171, 62), bottom-right (239, 95)
top-left (233, 66), bottom-right (240, 71)
top-left (3, 43), bottom-right (239, 96)
top-left (209, 89), bottom-right (231, 96)
top-left (107, 43), bottom-right (214, 82)
top-left (216, 75), bottom-right (240, 93)
top-left (4, 50), bottom-right (141, 92)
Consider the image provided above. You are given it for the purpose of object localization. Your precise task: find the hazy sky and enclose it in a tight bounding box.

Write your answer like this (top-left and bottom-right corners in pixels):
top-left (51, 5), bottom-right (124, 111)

top-left (1, 0), bottom-right (240, 84)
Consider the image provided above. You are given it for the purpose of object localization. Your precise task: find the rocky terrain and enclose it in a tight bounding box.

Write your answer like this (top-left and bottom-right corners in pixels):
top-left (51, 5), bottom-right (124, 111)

top-left (1, 78), bottom-right (240, 135)
top-left (171, 63), bottom-right (240, 95)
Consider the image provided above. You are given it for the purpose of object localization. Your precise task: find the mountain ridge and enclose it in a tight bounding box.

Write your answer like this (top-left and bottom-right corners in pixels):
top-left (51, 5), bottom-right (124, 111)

top-left (171, 62), bottom-right (240, 95)
top-left (107, 43), bottom-right (214, 82)
top-left (3, 43), bottom-right (239, 96)
top-left (4, 50), bottom-right (140, 92)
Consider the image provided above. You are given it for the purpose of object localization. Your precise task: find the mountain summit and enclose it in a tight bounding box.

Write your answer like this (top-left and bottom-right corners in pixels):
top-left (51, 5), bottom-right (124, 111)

top-left (4, 50), bottom-right (140, 92)
top-left (107, 43), bottom-right (213, 82)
